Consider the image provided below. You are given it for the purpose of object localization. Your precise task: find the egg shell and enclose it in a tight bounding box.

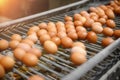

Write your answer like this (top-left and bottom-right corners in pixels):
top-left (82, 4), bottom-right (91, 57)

top-left (11, 34), bottom-right (22, 42)
top-left (103, 27), bottom-right (113, 36)
top-left (61, 37), bottom-right (73, 48)
top-left (101, 37), bottom-right (114, 47)
top-left (0, 39), bottom-right (9, 51)
top-left (38, 22), bottom-right (47, 29)
top-left (87, 31), bottom-right (98, 43)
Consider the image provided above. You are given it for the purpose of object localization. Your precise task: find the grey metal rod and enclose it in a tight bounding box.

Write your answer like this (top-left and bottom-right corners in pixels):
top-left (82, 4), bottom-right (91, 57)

top-left (62, 38), bottom-right (120, 80)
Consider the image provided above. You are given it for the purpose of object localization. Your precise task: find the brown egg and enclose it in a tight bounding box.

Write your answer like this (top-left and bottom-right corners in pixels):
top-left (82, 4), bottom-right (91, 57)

top-left (99, 5), bottom-right (108, 11)
top-left (0, 56), bottom-right (15, 71)
top-left (66, 28), bottom-right (76, 33)
top-left (96, 7), bottom-right (105, 17)
top-left (22, 53), bottom-right (38, 67)
top-left (13, 48), bottom-right (26, 61)
top-left (65, 21), bottom-right (74, 25)
top-left (90, 12), bottom-right (98, 17)
top-left (89, 7), bottom-right (98, 13)
top-left (51, 37), bottom-right (61, 46)
top-left (87, 31), bottom-right (98, 43)
top-left (84, 18), bottom-right (94, 28)
top-left (28, 75), bottom-right (45, 80)
top-left (101, 37), bottom-right (114, 47)
top-left (27, 33), bottom-right (38, 43)
top-left (57, 31), bottom-right (67, 39)
top-left (106, 5), bottom-right (114, 11)
top-left (92, 22), bottom-right (102, 26)
top-left (77, 31), bottom-right (87, 40)
top-left (39, 34), bottom-right (51, 44)
top-left (101, 15), bottom-right (108, 20)
top-left (48, 22), bottom-right (56, 27)
top-left (72, 42), bottom-right (86, 50)
top-left (74, 20), bottom-right (83, 26)
top-left (91, 24), bottom-right (103, 34)
top-left (74, 13), bottom-right (81, 21)
top-left (113, 30), bottom-right (120, 38)
top-left (98, 18), bottom-right (106, 25)
top-left (37, 29), bottom-right (48, 37)
top-left (9, 40), bottom-right (20, 49)
top-left (57, 27), bottom-right (66, 32)
top-left (105, 9), bottom-right (115, 19)
top-left (27, 30), bottom-right (36, 35)
top-left (70, 52), bottom-right (87, 65)
top-left (79, 16), bottom-right (87, 24)
top-left (27, 48), bottom-right (42, 58)
top-left (64, 15), bottom-right (73, 21)
top-left (71, 46), bottom-right (87, 56)
top-left (48, 31), bottom-right (57, 38)
top-left (56, 21), bottom-right (65, 27)
top-left (67, 32), bottom-right (78, 40)
top-left (38, 22), bottom-right (47, 29)
top-left (44, 40), bottom-right (58, 54)
top-left (114, 6), bottom-right (120, 15)
top-left (17, 43), bottom-right (31, 52)
top-left (29, 26), bottom-right (39, 32)
top-left (0, 39), bottom-right (9, 51)
top-left (0, 64), bottom-right (5, 78)
top-left (21, 39), bottom-right (34, 47)
top-left (106, 19), bottom-right (116, 28)
top-left (0, 54), bottom-right (4, 61)
top-left (76, 26), bottom-right (87, 32)
top-left (11, 34), bottom-right (22, 42)
top-left (103, 27), bottom-right (113, 36)
top-left (80, 11), bottom-right (90, 18)
top-left (61, 37), bottom-right (73, 48)
top-left (90, 15), bottom-right (98, 22)
top-left (65, 25), bottom-right (75, 29)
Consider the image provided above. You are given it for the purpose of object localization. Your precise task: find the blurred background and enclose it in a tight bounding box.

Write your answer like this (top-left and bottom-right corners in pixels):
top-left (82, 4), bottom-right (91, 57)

top-left (0, 0), bottom-right (80, 23)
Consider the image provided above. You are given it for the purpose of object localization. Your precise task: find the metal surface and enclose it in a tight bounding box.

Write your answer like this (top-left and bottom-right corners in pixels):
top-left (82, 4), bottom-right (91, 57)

top-left (0, 0), bottom-right (120, 80)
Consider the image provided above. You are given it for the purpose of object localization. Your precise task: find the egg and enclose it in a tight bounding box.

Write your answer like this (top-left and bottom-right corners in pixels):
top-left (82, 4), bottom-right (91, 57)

top-left (87, 31), bottom-right (98, 43)
top-left (0, 54), bottom-right (4, 60)
top-left (65, 21), bottom-right (74, 25)
top-left (70, 52), bottom-right (87, 65)
top-left (11, 34), bottom-right (22, 42)
top-left (66, 28), bottom-right (76, 33)
top-left (22, 53), bottom-right (38, 67)
top-left (48, 31), bottom-right (57, 38)
top-left (0, 64), bottom-right (5, 78)
top-left (28, 75), bottom-right (44, 80)
top-left (74, 13), bottom-right (81, 21)
top-left (38, 22), bottom-right (47, 29)
top-left (90, 15), bottom-right (98, 22)
top-left (13, 48), bottom-right (26, 61)
top-left (9, 40), bottom-right (20, 49)
top-left (106, 19), bottom-right (116, 28)
top-left (98, 18), bottom-right (106, 25)
top-left (61, 37), bottom-right (73, 48)
top-left (57, 27), bottom-right (66, 32)
top-left (103, 27), bottom-right (113, 36)
top-left (76, 26), bottom-right (87, 32)
top-left (106, 5), bottom-right (114, 11)
top-left (39, 34), bottom-right (51, 44)
top-left (91, 23), bottom-right (103, 34)
top-left (27, 48), bottom-right (42, 58)
top-left (21, 39), bottom-right (34, 47)
top-left (101, 15), bottom-right (108, 20)
top-left (44, 40), bottom-right (58, 54)
top-left (89, 7), bottom-right (98, 13)
top-left (65, 25), bottom-right (75, 29)
top-left (99, 5), bottom-right (108, 11)
top-left (27, 30), bottom-right (36, 35)
top-left (0, 56), bottom-right (15, 71)
top-left (80, 11), bottom-right (90, 18)
top-left (105, 9), bottom-right (115, 19)
top-left (77, 31), bottom-right (87, 40)
top-left (113, 30), bottom-right (120, 38)
top-left (64, 15), bottom-right (73, 21)
top-left (29, 26), bottom-right (39, 32)
top-left (48, 22), bottom-right (56, 27)
top-left (57, 31), bottom-right (67, 39)
top-left (96, 7), bottom-right (105, 17)
top-left (114, 6), bottom-right (120, 15)
top-left (72, 42), bottom-right (86, 50)
top-left (0, 39), bottom-right (9, 51)
top-left (51, 37), bottom-right (61, 46)
top-left (27, 33), bottom-right (38, 43)
top-left (74, 20), bottom-right (83, 27)
top-left (67, 32), bottom-right (78, 40)
top-left (37, 29), bottom-right (48, 37)
top-left (71, 46), bottom-right (87, 56)
top-left (101, 37), bottom-right (114, 47)
top-left (17, 43), bottom-right (31, 51)
top-left (84, 18), bottom-right (94, 28)
top-left (79, 16), bottom-right (87, 24)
